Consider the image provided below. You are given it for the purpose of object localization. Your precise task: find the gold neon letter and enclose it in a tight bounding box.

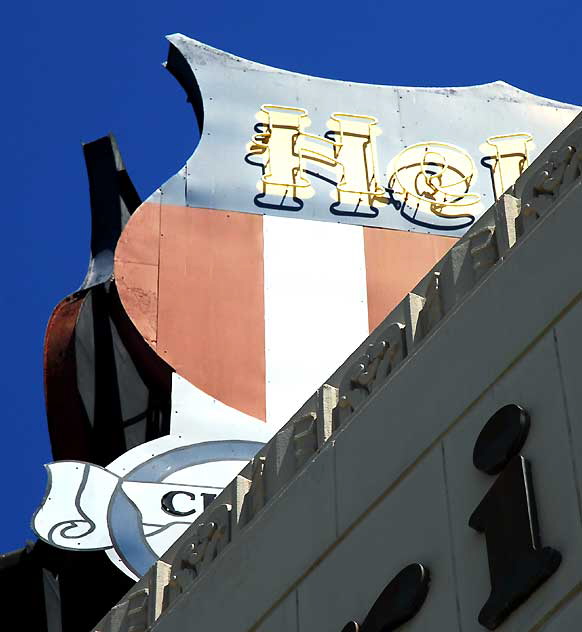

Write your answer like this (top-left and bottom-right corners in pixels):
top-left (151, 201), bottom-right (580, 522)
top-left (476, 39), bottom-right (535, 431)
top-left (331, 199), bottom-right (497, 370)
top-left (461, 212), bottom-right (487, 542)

top-left (389, 142), bottom-right (479, 220)
top-left (249, 105), bottom-right (385, 204)
top-left (484, 133), bottom-right (533, 199)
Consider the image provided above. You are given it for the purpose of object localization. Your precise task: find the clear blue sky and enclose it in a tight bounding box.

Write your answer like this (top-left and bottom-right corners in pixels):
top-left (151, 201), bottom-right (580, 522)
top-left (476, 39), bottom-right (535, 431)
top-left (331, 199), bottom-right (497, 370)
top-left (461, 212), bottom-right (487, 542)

top-left (1, 0), bottom-right (580, 553)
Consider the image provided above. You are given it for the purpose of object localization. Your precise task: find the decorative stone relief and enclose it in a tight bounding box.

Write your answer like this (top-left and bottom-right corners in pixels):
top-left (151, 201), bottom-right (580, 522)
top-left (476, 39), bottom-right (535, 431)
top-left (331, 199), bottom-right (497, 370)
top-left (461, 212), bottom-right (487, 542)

top-left (147, 561), bottom-right (171, 623)
top-left (469, 224), bottom-right (498, 281)
top-left (103, 601), bottom-right (129, 632)
top-left (515, 203), bottom-right (541, 237)
top-left (334, 323), bottom-right (406, 428)
top-left (518, 136), bottom-right (582, 236)
top-left (164, 504), bottom-right (232, 607)
top-left (403, 292), bottom-right (425, 351)
top-left (239, 456), bottom-right (266, 526)
top-left (96, 563), bottom-right (168, 630)
top-left (97, 588), bottom-right (150, 632)
top-left (333, 357), bottom-right (369, 428)
top-left (315, 384), bottom-right (339, 447)
top-left (125, 589), bottom-right (150, 632)
top-left (416, 272), bottom-right (442, 340)
top-left (439, 240), bottom-right (473, 314)
top-left (494, 193), bottom-right (520, 256)
top-left (293, 412), bottom-right (317, 469)
top-left (258, 386), bottom-right (339, 503)
top-left (258, 423), bottom-right (295, 503)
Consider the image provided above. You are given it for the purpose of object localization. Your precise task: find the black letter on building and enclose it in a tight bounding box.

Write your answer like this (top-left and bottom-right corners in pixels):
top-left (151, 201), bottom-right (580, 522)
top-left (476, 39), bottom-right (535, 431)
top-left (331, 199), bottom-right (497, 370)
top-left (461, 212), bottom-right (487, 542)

top-left (341, 563), bottom-right (430, 632)
top-left (469, 404), bottom-right (561, 629)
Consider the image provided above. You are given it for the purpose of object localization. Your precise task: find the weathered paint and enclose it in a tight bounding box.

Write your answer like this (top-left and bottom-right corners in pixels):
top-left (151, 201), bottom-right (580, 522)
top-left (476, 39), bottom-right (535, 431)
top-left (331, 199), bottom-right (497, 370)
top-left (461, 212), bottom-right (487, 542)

top-left (115, 201), bottom-right (160, 348)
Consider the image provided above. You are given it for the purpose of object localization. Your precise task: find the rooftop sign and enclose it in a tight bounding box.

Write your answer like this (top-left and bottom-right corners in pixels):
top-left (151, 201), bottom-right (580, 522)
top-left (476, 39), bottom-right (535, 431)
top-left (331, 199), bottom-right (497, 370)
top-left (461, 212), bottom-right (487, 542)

top-left (32, 37), bottom-right (582, 589)
top-left (164, 35), bottom-right (579, 235)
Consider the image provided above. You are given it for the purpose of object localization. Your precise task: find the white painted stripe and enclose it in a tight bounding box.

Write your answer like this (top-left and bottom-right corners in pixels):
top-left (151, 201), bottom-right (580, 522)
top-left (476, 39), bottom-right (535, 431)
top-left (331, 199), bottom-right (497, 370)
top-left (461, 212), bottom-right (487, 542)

top-left (169, 373), bottom-right (274, 443)
top-left (263, 216), bottom-right (369, 427)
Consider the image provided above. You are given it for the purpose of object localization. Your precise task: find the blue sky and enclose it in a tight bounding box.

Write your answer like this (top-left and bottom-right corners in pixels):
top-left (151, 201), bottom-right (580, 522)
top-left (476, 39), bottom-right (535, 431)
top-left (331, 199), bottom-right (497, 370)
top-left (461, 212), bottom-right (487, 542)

top-left (1, 0), bottom-right (581, 552)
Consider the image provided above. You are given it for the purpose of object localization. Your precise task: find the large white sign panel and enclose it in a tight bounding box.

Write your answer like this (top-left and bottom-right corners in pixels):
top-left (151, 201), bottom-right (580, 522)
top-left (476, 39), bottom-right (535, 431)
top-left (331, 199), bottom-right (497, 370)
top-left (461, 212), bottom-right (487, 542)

top-left (164, 34), bottom-right (580, 236)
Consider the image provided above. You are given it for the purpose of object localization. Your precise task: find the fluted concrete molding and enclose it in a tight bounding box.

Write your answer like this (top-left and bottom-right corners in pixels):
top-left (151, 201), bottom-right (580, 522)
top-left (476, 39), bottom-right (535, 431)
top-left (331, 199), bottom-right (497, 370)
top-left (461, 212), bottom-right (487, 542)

top-left (315, 384), bottom-right (338, 449)
top-left (333, 322), bottom-right (407, 431)
top-left (403, 293), bottom-right (425, 351)
top-left (516, 127), bottom-right (582, 238)
top-left (148, 561), bottom-right (171, 624)
top-left (439, 239), bottom-right (474, 314)
top-left (494, 193), bottom-right (520, 255)
top-left (163, 506), bottom-right (231, 608)
top-left (468, 223), bottom-right (498, 281)
top-left (239, 456), bottom-right (266, 527)
top-left (416, 272), bottom-right (443, 340)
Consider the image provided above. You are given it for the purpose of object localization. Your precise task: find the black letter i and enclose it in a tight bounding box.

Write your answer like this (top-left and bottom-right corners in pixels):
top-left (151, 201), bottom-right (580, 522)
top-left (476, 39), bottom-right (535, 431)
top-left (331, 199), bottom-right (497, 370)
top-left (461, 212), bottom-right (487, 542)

top-left (469, 404), bottom-right (561, 630)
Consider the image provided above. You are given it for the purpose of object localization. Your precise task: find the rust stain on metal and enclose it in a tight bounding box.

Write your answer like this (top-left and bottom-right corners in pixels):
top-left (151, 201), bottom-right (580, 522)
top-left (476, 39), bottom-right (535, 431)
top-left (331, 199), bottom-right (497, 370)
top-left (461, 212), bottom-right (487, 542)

top-left (116, 261), bottom-right (159, 348)
top-left (115, 202), bottom-right (160, 348)
top-left (44, 293), bottom-right (93, 461)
